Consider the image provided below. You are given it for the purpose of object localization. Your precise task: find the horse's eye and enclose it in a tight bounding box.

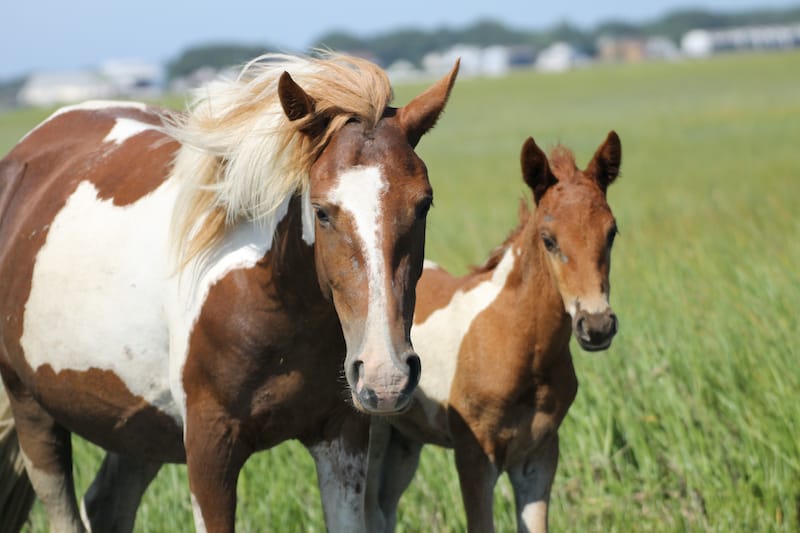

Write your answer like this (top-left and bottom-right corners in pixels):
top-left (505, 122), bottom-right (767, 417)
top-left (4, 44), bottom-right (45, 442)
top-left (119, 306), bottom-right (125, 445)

top-left (314, 205), bottom-right (330, 226)
top-left (542, 234), bottom-right (558, 253)
top-left (415, 197), bottom-right (433, 220)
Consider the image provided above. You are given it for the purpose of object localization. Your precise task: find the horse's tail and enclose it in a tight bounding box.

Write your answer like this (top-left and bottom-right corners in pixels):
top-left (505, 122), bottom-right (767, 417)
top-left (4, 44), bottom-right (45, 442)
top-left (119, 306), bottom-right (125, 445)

top-left (0, 384), bottom-right (35, 533)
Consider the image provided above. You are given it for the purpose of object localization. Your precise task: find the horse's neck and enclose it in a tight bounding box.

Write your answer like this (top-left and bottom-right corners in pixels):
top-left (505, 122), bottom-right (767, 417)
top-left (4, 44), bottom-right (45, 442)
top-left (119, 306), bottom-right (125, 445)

top-left (263, 197), bottom-right (331, 317)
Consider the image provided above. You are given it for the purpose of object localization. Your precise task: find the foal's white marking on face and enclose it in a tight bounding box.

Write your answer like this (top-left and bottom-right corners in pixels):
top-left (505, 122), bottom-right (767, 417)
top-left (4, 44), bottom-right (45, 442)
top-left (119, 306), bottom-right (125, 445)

top-left (412, 247), bottom-right (518, 424)
top-left (103, 118), bottom-right (157, 145)
top-left (327, 165), bottom-right (390, 356)
top-left (564, 293), bottom-right (610, 319)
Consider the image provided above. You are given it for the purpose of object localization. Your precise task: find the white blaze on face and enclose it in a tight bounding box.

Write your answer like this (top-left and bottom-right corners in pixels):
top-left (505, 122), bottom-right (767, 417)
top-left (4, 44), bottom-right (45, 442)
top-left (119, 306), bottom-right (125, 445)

top-left (411, 247), bottom-right (518, 425)
top-left (327, 165), bottom-right (391, 357)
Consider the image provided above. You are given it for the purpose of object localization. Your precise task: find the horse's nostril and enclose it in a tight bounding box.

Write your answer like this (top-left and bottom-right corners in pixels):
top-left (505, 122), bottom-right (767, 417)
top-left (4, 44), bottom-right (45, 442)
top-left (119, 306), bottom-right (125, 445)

top-left (576, 316), bottom-right (587, 336)
top-left (404, 354), bottom-right (421, 391)
top-left (348, 360), bottom-right (364, 387)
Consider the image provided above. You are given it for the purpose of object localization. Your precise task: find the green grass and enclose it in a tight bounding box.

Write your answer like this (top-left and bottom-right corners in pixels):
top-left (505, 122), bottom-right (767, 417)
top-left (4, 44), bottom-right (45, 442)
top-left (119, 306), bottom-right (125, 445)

top-left (3, 50), bottom-right (799, 531)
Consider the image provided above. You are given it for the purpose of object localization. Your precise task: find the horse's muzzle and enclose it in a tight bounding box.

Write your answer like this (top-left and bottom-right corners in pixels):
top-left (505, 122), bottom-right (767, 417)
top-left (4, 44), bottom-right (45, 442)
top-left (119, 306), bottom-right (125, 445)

top-left (573, 308), bottom-right (618, 352)
top-left (348, 351), bottom-right (421, 414)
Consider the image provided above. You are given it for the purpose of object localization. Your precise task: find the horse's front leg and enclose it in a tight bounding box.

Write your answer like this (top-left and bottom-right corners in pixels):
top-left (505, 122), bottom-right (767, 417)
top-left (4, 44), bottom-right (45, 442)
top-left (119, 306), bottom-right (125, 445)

top-left (307, 413), bottom-right (371, 533)
top-left (364, 417), bottom-right (423, 533)
top-left (507, 434), bottom-right (559, 533)
top-left (184, 398), bottom-right (248, 533)
top-left (450, 410), bottom-right (499, 533)
top-left (81, 451), bottom-right (162, 533)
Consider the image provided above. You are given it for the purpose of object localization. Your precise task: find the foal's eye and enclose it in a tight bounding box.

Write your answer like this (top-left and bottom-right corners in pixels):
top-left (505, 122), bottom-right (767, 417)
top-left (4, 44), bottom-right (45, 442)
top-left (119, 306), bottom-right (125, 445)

top-left (415, 197), bottom-right (433, 220)
top-left (542, 234), bottom-right (558, 253)
top-left (607, 226), bottom-right (618, 248)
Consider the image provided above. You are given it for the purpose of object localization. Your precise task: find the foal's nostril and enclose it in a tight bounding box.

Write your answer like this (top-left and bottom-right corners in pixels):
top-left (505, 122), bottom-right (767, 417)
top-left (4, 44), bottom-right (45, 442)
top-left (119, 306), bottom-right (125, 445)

top-left (576, 316), bottom-right (588, 340)
top-left (609, 313), bottom-right (619, 336)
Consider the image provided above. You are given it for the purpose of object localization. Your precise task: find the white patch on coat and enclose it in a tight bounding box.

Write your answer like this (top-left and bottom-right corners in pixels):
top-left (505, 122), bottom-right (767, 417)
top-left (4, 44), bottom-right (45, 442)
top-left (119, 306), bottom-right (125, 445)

top-left (103, 117), bottom-right (157, 145)
top-left (21, 100), bottom-right (148, 143)
top-left (310, 439), bottom-right (367, 533)
top-left (422, 259), bottom-right (440, 270)
top-left (21, 179), bottom-right (180, 422)
top-left (519, 500), bottom-right (548, 531)
top-left (190, 492), bottom-right (208, 533)
top-left (411, 247), bottom-right (518, 425)
top-left (327, 166), bottom-right (390, 358)
top-left (19, 450), bottom-right (86, 532)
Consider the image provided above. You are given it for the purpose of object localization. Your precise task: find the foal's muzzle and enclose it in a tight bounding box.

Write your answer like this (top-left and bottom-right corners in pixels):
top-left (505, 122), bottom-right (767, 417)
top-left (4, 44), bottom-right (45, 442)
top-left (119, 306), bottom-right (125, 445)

top-left (573, 308), bottom-right (618, 352)
top-left (348, 351), bottom-right (421, 414)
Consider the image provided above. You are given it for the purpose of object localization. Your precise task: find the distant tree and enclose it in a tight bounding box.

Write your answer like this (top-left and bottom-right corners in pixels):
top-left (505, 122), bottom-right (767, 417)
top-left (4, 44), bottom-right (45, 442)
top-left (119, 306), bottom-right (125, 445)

top-left (166, 43), bottom-right (275, 81)
top-left (313, 31), bottom-right (369, 53)
top-left (0, 77), bottom-right (26, 110)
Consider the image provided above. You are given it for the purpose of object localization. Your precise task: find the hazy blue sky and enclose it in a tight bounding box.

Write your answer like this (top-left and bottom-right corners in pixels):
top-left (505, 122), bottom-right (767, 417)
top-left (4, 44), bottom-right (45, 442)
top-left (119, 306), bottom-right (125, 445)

top-left (3, 0), bottom-right (797, 79)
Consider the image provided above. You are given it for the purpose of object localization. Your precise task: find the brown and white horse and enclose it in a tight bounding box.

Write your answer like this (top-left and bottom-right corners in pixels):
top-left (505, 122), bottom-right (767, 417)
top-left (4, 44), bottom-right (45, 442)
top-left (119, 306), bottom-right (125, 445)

top-left (365, 132), bottom-right (622, 533)
top-left (0, 53), bottom-right (458, 532)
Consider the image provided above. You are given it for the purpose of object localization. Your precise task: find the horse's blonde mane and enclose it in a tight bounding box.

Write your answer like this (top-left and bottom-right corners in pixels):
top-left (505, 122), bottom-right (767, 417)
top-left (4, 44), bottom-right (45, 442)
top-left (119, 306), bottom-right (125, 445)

top-left (166, 52), bottom-right (394, 267)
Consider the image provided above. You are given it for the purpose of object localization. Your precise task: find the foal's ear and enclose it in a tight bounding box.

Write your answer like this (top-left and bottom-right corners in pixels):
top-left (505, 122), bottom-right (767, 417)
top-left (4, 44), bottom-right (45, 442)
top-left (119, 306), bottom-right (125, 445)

top-left (587, 131), bottom-right (622, 193)
top-left (521, 137), bottom-right (556, 204)
top-left (397, 59), bottom-right (460, 148)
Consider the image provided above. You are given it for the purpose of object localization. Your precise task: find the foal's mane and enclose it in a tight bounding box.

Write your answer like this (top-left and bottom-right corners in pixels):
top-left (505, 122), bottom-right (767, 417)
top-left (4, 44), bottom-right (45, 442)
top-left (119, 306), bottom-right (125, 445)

top-left (166, 52), bottom-right (394, 266)
top-left (471, 144), bottom-right (578, 274)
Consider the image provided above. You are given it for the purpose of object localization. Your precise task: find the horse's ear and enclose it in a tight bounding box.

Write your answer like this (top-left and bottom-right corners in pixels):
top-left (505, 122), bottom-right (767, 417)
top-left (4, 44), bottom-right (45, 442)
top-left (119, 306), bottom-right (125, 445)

top-left (521, 137), bottom-right (556, 204)
top-left (587, 131), bottom-right (621, 193)
top-left (278, 71), bottom-right (315, 122)
top-left (397, 59), bottom-right (460, 148)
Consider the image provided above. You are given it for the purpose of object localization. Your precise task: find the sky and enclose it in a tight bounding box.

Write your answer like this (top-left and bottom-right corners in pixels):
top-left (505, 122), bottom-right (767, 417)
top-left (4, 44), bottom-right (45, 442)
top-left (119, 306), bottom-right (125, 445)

top-left (2, 0), bottom-right (797, 80)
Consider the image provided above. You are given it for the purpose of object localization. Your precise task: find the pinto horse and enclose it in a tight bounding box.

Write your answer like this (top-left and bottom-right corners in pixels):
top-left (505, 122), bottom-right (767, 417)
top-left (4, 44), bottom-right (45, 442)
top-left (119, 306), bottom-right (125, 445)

top-left (0, 53), bottom-right (458, 532)
top-left (365, 132), bottom-right (622, 533)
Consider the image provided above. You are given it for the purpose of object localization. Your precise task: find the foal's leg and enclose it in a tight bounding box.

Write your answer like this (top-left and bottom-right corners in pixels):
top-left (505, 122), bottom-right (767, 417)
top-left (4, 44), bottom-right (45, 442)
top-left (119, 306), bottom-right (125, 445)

top-left (308, 414), bottom-right (371, 533)
top-left (507, 435), bottom-right (559, 533)
top-left (450, 413), bottom-right (499, 533)
top-left (80, 451), bottom-right (162, 533)
top-left (4, 381), bottom-right (85, 532)
top-left (365, 419), bottom-right (422, 533)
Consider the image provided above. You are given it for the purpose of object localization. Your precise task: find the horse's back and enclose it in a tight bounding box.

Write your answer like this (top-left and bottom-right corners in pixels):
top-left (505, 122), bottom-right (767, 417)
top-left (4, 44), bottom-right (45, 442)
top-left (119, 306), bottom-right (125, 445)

top-left (0, 102), bottom-right (185, 461)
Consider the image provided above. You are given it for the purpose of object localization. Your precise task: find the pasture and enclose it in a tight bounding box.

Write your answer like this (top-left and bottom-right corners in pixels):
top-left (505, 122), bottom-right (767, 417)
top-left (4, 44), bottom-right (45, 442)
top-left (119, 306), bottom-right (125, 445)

top-left (2, 49), bottom-right (798, 532)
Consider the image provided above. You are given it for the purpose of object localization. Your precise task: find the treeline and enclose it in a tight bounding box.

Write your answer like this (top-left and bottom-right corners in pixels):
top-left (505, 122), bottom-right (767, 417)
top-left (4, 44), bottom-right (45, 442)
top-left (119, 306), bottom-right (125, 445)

top-left (166, 6), bottom-right (800, 79)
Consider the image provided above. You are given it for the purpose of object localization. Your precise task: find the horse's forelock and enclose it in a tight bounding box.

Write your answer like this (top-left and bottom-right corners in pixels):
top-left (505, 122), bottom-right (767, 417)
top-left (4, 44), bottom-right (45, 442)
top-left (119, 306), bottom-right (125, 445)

top-left (167, 53), bottom-right (394, 268)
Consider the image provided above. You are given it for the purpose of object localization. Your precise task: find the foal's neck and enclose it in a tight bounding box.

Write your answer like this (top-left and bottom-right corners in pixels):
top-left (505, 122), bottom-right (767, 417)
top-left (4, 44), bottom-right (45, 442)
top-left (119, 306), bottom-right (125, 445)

top-left (510, 220), bottom-right (573, 363)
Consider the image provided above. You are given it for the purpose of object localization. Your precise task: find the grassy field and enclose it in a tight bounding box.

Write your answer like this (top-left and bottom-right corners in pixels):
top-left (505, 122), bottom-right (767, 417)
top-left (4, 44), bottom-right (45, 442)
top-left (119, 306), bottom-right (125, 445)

top-left (3, 50), bottom-right (799, 532)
